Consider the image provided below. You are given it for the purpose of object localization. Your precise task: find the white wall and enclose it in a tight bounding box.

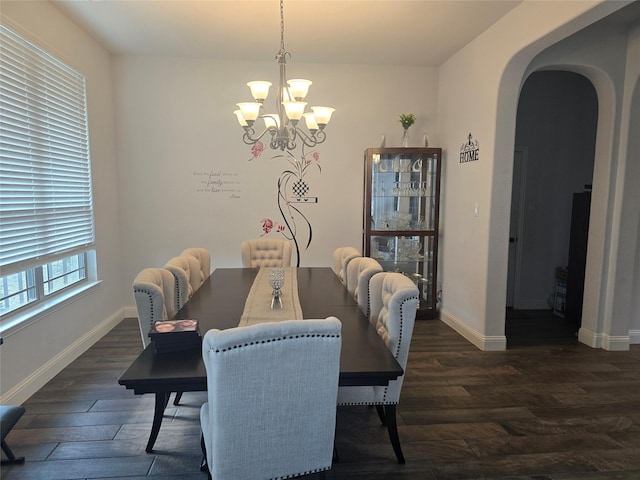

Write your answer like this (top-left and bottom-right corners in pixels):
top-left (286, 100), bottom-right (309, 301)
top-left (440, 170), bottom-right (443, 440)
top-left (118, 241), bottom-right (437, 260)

top-left (630, 24), bottom-right (640, 341)
top-left (522, 10), bottom-right (639, 349)
top-left (613, 22), bottom-right (640, 341)
top-left (1, 1), bottom-right (123, 403)
top-left (114, 57), bottom-right (439, 304)
top-left (436, 0), bottom-right (630, 350)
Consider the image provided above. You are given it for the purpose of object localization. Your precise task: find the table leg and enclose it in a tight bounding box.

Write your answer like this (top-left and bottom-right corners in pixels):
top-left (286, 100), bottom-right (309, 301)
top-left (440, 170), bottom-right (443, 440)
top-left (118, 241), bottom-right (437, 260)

top-left (145, 392), bottom-right (169, 453)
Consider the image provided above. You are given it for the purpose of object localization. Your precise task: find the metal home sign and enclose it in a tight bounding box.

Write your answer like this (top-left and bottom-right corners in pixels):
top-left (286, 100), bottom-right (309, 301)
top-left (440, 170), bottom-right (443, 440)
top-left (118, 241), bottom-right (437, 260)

top-left (460, 133), bottom-right (479, 163)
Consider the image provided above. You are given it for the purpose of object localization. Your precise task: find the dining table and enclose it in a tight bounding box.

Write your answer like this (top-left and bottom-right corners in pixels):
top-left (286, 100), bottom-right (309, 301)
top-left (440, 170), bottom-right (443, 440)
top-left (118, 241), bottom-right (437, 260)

top-left (118, 267), bottom-right (403, 452)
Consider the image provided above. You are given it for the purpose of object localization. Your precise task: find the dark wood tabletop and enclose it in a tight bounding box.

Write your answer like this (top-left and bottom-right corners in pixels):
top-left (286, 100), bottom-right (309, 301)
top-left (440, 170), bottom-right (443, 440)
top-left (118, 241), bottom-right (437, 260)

top-left (119, 267), bottom-right (402, 390)
top-left (118, 267), bottom-right (403, 451)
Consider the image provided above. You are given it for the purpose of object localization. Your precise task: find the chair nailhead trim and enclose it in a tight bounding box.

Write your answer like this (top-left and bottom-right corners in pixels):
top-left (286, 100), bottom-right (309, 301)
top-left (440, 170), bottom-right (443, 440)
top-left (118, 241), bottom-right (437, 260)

top-left (214, 333), bottom-right (341, 353)
top-left (381, 295), bottom-right (418, 403)
top-left (270, 466), bottom-right (330, 479)
top-left (134, 289), bottom-right (156, 328)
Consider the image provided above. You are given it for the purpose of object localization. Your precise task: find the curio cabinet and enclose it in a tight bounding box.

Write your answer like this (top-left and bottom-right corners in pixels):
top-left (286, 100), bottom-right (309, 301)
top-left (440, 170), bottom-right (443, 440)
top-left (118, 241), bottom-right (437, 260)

top-left (363, 148), bottom-right (442, 318)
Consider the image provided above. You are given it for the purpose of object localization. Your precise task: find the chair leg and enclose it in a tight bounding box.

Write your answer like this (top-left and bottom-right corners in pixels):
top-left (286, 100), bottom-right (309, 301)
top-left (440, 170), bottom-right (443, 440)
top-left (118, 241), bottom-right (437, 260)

top-left (332, 411), bottom-right (339, 463)
top-left (383, 405), bottom-right (405, 464)
top-left (375, 405), bottom-right (386, 425)
top-left (1, 439), bottom-right (25, 465)
top-left (200, 434), bottom-right (211, 479)
top-left (173, 391), bottom-right (183, 406)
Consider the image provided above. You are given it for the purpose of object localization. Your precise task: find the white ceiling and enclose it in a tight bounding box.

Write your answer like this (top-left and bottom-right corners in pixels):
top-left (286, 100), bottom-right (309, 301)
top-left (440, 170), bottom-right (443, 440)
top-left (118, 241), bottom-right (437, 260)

top-left (50, 0), bottom-right (523, 67)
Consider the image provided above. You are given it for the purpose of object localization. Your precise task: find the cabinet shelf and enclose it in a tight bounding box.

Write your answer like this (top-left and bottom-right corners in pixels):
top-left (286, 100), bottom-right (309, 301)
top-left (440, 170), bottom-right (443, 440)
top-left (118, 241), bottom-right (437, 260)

top-left (372, 194), bottom-right (437, 199)
top-left (369, 229), bottom-right (436, 235)
top-left (363, 147), bottom-right (442, 319)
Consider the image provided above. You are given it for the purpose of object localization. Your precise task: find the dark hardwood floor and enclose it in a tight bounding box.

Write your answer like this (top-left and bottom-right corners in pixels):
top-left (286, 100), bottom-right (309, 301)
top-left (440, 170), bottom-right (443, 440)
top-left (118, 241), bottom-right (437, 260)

top-left (505, 308), bottom-right (580, 347)
top-left (2, 314), bottom-right (640, 480)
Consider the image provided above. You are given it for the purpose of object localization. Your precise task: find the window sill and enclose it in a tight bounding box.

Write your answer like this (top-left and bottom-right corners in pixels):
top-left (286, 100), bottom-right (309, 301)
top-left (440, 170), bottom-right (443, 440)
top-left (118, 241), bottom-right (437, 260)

top-left (0, 281), bottom-right (102, 338)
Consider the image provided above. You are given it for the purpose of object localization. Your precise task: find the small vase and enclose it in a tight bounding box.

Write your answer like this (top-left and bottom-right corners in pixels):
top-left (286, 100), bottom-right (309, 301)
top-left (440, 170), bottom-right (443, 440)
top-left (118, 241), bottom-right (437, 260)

top-left (402, 129), bottom-right (410, 147)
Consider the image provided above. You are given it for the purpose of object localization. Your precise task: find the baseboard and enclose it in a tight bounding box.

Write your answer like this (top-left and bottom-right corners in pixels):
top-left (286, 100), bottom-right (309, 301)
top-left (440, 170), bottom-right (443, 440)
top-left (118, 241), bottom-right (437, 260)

top-left (0, 308), bottom-right (126, 405)
top-left (578, 327), bottom-right (633, 350)
top-left (578, 327), bottom-right (601, 348)
top-left (439, 308), bottom-right (506, 351)
top-left (602, 334), bottom-right (631, 351)
top-left (124, 306), bottom-right (138, 318)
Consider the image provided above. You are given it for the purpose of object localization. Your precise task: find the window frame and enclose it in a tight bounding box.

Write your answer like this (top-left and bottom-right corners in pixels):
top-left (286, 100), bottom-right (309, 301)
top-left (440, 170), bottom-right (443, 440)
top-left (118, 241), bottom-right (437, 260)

top-left (0, 252), bottom-right (89, 317)
top-left (0, 24), bottom-right (97, 332)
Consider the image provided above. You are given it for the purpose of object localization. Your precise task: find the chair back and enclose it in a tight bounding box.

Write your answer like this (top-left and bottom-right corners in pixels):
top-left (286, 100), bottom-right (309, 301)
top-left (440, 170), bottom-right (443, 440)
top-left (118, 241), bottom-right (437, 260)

top-left (241, 238), bottom-right (292, 268)
top-left (332, 247), bottom-right (345, 275)
top-left (181, 247), bottom-right (211, 283)
top-left (369, 272), bottom-right (419, 403)
top-left (335, 246), bottom-right (360, 284)
top-left (346, 257), bottom-right (383, 316)
top-left (200, 318), bottom-right (341, 479)
top-left (164, 255), bottom-right (202, 309)
top-left (132, 268), bottom-right (177, 348)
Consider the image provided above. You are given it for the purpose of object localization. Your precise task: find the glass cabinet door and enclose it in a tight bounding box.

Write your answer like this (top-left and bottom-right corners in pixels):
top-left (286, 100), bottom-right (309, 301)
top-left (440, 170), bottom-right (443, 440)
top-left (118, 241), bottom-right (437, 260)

top-left (369, 234), bottom-right (436, 307)
top-left (363, 148), bottom-right (441, 318)
top-left (370, 151), bottom-right (439, 232)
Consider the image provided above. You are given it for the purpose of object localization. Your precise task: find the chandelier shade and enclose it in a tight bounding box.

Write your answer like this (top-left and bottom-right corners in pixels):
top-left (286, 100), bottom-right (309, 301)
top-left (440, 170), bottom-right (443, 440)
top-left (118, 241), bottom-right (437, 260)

top-left (247, 81), bottom-right (272, 102)
top-left (234, 0), bottom-right (334, 151)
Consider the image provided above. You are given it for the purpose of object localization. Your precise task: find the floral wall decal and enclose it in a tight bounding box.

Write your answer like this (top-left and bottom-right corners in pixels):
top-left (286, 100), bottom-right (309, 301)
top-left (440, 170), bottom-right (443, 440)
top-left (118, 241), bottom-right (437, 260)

top-left (248, 141), bottom-right (265, 161)
top-left (249, 143), bottom-right (321, 267)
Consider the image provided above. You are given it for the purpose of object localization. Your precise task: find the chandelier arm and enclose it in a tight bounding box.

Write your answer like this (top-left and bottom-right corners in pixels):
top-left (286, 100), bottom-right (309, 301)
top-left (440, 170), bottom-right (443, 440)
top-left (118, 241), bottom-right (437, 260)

top-left (242, 127), bottom-right (276, 145)
top-left (272, 137), bottom-right (297, 151)
top-left (294, 127), bottom-right (326, 149)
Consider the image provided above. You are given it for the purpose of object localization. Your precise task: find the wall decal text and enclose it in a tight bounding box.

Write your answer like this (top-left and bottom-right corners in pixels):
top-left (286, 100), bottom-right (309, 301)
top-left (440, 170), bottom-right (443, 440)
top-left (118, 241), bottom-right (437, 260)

top-left (193, 170), bottom-right (241, 198)
top-left (460, 133), bottom-right (480, 163)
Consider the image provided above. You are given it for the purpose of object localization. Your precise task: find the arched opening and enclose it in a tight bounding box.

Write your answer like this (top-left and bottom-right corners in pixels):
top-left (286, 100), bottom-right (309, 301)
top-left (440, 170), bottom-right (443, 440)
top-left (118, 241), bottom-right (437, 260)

top-left (506, 70), bottom-right (598, 346)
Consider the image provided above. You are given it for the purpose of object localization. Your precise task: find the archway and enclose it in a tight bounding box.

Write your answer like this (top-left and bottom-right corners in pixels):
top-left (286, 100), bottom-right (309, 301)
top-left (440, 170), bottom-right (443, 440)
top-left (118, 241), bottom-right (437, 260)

top-left (506, 70), bottom-right (598, 346)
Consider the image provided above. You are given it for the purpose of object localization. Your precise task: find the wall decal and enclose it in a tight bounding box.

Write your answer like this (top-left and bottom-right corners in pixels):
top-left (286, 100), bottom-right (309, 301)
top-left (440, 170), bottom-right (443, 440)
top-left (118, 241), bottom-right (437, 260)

top-left (250, 141), bottom-right (321, 267)
top-left (193, 169), bottom-right (241, 198)
top-left (460, 132), bottom-right (480, 163)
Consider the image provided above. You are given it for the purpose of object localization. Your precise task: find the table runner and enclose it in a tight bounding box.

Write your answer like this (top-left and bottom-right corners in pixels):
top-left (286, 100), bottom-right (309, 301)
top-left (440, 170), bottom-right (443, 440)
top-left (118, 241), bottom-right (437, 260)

top-left (238, 267), bottom-right (303, 326)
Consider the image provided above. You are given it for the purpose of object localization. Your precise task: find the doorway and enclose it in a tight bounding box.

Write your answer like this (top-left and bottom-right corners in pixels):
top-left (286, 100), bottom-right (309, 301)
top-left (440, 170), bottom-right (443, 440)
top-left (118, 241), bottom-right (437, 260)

top-left (506, 147), bottom-right (527, 308)
top-left (506, 70), bottom-right (598, 345)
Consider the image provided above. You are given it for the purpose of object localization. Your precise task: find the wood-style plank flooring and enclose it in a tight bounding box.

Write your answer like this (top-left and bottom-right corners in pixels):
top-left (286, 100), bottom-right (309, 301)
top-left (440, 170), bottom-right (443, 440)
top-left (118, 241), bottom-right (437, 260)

top-left (2, 312), bottom-right (640, 479)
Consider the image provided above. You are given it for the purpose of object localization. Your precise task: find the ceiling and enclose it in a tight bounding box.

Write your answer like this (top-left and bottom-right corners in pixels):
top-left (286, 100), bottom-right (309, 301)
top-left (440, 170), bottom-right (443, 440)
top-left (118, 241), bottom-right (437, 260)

top-left (50, 0), bottom-right (523, 67)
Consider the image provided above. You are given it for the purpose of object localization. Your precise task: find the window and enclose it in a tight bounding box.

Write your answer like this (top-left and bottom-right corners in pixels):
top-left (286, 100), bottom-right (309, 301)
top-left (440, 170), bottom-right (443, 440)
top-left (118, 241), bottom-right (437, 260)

top-left (0, 25), bottom-right (95, 320)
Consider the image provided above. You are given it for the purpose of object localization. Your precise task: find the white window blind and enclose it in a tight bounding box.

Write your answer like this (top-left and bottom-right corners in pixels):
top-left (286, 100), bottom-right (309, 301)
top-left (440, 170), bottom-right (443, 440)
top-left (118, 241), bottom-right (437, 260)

top-left (0, 25), bottom-right (95, 275)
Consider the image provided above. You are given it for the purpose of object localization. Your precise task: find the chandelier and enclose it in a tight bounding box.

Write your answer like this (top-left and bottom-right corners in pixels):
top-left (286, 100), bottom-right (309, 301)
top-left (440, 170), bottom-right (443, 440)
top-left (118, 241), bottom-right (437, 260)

top-left (234, 0), bottom-right (334, 152)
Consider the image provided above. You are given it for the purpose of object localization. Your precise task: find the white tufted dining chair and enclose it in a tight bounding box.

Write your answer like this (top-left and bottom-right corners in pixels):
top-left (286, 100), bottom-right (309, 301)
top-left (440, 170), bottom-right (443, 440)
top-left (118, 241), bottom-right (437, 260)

top-left (200, 318), bottom-right (342, 480)
top-left (241, 238), bottom-right (292, 268)
top-left (132, 267), bottom-right (184, 407)
top-left (337, 271), bottom-right (419, 464)
top-left (332, 246), bottom-right (360, 285)
top-left (181, 247), bottom-right (211, 284)
top-left (164, 255), bottom-right (202, 310)
top-left (345, 257), bottom-right (384, 316)
top-left (132, 268), bottom-right (178, 349)
top-left (332, 247), bottom-right (345, 275)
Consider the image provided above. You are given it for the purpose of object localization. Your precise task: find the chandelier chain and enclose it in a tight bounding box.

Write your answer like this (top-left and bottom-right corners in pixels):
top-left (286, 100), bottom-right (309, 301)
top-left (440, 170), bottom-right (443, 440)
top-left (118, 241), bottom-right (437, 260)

top-left (279, 0), bottom-right (286, 57)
